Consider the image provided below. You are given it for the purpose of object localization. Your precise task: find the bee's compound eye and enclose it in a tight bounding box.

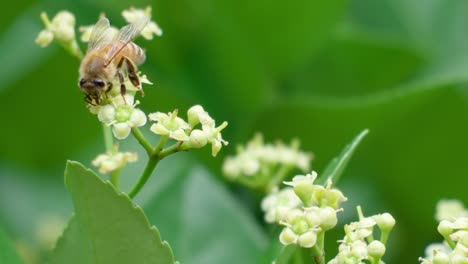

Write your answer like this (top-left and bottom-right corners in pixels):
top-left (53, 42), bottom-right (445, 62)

top-left (93, 79), bottom-right (106, 88)
top-left (79, 79), bottom-right (86, 87)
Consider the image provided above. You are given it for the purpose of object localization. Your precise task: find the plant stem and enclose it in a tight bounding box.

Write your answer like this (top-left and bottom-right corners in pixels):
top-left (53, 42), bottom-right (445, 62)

top-left (102, 124), bottom-right (114, 153)
top-left (159, 142), bottom-right (182, 158)
top-left (128, 135), bottom-right (179, 199)
top-left (131, 128), bottom-right (153, 154)
top-left (110, 169), bottom-right (121, 190)
top-left (310, 244), bottom-right (325, 264)
top-left (128, 158), bottom-right (159, 198)
top-left (102, 123), bottom-right (122, 189)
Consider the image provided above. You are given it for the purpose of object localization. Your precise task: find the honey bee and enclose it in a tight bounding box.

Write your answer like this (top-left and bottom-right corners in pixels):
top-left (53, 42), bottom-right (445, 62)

top-left (78, 17), bottom-right (148, 104)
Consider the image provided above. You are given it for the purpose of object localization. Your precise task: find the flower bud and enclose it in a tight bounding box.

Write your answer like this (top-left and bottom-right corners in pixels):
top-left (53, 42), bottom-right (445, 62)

top-left (373, 213), bottom-right (396, 233)
top-left (438, 220), bottom-right (454, 237)
top-left (187, 105), bottom-right (206, 127)
top-left (318, 207), bottom-right (338, 231)
top-left (35, 30), bottom-right (54, 47)
top-left (189, 129), bottom-right (208, 148)
top-left (53, 24), bottom-right (75, 42)
top-left (52, 11), bottom-right (75, 26)
top-left (367, 240), bottom-right (386, 258)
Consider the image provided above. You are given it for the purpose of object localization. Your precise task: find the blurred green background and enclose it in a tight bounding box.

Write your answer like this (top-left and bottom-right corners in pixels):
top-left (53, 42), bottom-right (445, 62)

top-left (1, 0), bottom-right (468, 263)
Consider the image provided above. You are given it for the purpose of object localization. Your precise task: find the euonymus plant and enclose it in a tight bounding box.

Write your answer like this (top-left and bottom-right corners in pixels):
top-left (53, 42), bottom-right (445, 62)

top-left (0, 6), bottom-right (462, 264)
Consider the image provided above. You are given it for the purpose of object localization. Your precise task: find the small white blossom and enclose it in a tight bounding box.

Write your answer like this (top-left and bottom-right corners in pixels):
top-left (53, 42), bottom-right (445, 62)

top-left (284, 171), bottom-right (347, 209)
top-left (35, 30), bottom-right (54, 47)
top-left (330, 209), bottom-right (394, 264)
top-left (185, 105), bottom-right (228, 156)
top-left (261, 188), bottom-right (302, 223)
top-left (79, 24), bottom-right (119, 43)
top-left (36, 11), bottom-right (76, 46)
top-left (92, 149), bottom-right (138, 174)
top-left (148, 109), bottom-right (190, 141)
top-left (97, 95), bottom-right (147, 139)
top-left (122, 6), bottom-right (163, 39)
top-left (436, 200), bottom-right (468, 222)
top-left (222, 133), bottom-right (312, 184)
top-left (279, 209), bottom-right (321, 248)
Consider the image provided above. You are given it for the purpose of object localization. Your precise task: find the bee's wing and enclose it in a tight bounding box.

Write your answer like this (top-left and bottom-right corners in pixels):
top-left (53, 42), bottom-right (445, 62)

top-left (87, 18), bottom-right (114, 53)
top-left (104, 17), bottom-right (149, 65)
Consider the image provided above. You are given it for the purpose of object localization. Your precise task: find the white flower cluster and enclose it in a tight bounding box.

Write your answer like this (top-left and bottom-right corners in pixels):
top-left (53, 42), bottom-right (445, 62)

top-left (262, 171), bottom-right (346, 248)
top-left (279, 206), bottom-right (339, 248)
top-left (261, 187), bottom-right (302, 223)
top-left (92, 146), bottom-right (138, 174)
top-left (35, 11), bottom-right (76, 47)
top-left (420, 200), bottom-right (468, 264)
top-left (283, 171), bottom-right (347, 208)
top-left (223, 134), bottom-right (313, 180)
top-left (79, 7), bottom-right (162, 43)
top-left (93, 93), bottom-right (147, 139)
top-left (149, 105), bottom-right (228, 157)
top-left (328, 211), bottom-right (395, 264)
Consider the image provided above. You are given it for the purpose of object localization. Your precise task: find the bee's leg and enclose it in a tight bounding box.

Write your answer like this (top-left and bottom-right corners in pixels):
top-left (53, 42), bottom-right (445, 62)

top-left (115, 57), bottom-right (128, 104)
top-left (84, 94), bottom-right (95, 105)
top-left (122, 56), bottom-right (144, 97)
top-left (115, 70), bottom-right (128, 105)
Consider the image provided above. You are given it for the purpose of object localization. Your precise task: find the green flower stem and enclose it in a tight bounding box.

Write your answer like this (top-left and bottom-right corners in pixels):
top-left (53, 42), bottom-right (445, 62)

top-left (154, 135), bottom-right (169, 154)
top-left (131, 128), bottom-right (154, 155)
top-left (110, 169), bottom-right (121, 190)
top-left (369, 256), bottom-right (381, 264)
top-left (102, 124), bottom-right (114, 153)
top-left (310, 240), bottom-right (325, 264)
top-left (102, 123), bottom-right (122, 189)
top-left (158, 141), bottom-right (182, 158)
top-left (380, 231), bottom-right (389, 245)
top-left (128, 136), bottom-right (184, 199)
top-left (128, 157), bottom-right (159, 198)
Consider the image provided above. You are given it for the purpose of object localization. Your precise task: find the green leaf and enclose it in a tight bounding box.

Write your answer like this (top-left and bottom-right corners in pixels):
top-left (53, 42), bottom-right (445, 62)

top-left (143, 162), bottom-right (268, 264)
top-left (275, 245), bottom-right (301, 264)
top-left (49, 161), bottom-right (176, 264)
top-left (320, 129), bottom-right (369, 185)
top-left (0, 227), bottom-right (23, 264)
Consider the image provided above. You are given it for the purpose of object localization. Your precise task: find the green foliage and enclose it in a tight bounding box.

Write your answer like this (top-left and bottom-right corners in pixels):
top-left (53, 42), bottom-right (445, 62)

top-left (142, 159), bottom-right (268, 264)
top-left (0, 228), bottom-right (23, 264)
top-left (49, 161), bottom-right (176, 264)
top-left (320, 129), bottom-right (369, 185)
top-left (1, 0), bottom-right (468, 263)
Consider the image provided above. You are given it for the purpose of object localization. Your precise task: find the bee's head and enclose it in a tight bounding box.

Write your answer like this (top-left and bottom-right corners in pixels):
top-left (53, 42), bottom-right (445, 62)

top-left (79, 78), bottom-right (106, 91)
